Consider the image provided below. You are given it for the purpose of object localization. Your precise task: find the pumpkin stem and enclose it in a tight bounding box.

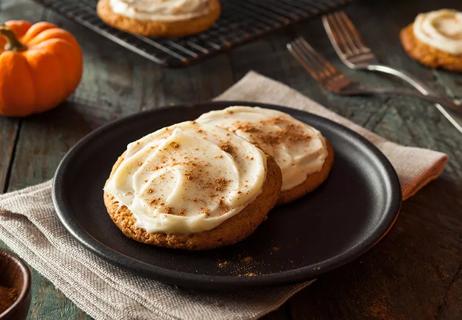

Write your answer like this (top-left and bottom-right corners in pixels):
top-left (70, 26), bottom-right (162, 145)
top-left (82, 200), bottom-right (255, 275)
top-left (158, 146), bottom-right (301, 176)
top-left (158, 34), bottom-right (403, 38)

top-left (0, 24), bottom-right (26, 52)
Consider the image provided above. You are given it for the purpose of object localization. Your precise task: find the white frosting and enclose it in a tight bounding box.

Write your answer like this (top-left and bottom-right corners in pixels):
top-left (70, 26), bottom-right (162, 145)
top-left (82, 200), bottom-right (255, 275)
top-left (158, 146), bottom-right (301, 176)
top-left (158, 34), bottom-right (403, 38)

top-left (104, 121), bottom-right (267, 234)
top-left (109, 0), bottom-right (211, 22)
top-left (413, 9), bottom-right (462, 55)
top-left (197, 106), bottom-right (328, 191)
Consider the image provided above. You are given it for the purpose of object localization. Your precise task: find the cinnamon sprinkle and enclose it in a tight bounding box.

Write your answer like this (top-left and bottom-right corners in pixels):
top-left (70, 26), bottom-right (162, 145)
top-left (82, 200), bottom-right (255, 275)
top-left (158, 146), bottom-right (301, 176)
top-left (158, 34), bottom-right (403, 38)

top-left (220, 143), bottom-right (233, 153)
top-left (215, 178), bottom-right (229, 192)
top-left (235, 123), bottom-right (260, 133)
top-left (169, 141), bottom-right (180, 149)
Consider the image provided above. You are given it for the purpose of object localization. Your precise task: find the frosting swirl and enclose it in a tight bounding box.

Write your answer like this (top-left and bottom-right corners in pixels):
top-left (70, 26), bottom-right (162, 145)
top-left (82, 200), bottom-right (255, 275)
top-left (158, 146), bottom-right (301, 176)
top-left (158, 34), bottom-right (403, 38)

top-left (413, 9), bottom-right (462, 55)
top-left (109, 0), bottom-right (211, 22)
top-left (104, 121), bottom-right (267, 234)
top-left (197, 106), bottom-right (328, 191)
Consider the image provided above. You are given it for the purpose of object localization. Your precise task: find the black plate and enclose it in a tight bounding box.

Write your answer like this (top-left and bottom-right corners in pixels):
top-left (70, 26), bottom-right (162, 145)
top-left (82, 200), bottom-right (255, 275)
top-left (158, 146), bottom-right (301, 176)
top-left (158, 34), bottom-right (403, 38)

top-left (53, 101), bottom-right (401, 290)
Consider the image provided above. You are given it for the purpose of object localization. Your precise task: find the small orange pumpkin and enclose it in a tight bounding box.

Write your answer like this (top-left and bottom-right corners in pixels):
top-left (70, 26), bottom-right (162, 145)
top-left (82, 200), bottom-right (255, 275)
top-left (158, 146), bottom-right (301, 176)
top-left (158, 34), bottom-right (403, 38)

top-left (0, 20), bottom-right (83, 117)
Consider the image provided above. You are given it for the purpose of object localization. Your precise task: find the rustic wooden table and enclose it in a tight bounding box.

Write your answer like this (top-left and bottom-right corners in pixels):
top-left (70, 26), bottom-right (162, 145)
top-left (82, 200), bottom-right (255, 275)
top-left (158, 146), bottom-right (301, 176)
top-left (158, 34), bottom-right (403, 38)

top-left (0, 0), bottom-right (461, 319)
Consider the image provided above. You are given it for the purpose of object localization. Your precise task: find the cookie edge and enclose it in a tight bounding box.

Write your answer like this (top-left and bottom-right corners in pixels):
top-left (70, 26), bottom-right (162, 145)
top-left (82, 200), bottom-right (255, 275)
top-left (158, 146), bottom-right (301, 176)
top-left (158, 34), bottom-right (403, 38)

top-left (278, 139), bottom-right (334, 205)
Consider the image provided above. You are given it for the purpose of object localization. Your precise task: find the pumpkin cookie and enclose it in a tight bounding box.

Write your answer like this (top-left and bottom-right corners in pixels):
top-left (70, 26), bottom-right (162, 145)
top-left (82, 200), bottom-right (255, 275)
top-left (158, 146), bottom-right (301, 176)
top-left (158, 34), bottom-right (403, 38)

top-left (97, 0), bottom-right (221, 37)
top-left (197, 106), bottom-right (334, 204)
top-left (104, 121), bottom-right (282, 250)
top-left (400, 9), bottom-right (462, 72)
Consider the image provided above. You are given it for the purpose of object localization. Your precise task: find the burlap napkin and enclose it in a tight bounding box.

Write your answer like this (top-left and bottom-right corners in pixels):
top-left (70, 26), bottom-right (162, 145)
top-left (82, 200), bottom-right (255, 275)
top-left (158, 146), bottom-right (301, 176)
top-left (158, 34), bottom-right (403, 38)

top-left (0, 72), bottom-right (448, 320)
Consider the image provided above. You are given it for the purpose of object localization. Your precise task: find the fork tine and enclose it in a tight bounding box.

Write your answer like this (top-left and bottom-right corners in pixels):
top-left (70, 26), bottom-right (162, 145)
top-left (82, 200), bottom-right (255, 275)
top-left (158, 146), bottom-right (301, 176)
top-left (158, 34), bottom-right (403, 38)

top-left (323, 13), bottom-right (350, 56)
top-left (288, 37), bottom-right (346, 92)
top-left (335, 11), bottom-right (370, 54)
top-left (331, 12), bottom-right (361, 54)
top-left (287, 37), bottom-right (355, 93)
top-left (324, 12), bottom-right (359, 56)
top-left (295, 38), bottom-right (338, 77)
top-left (287, 39), bottom-right (324, 81)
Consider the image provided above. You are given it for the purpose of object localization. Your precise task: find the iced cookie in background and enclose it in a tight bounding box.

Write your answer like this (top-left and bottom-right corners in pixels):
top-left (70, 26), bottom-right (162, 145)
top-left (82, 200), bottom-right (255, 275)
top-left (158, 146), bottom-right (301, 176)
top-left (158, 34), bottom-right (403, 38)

top-left (97, 0), bottom-right (221, 37)
top-left (400, 9), bottom-right (462, 71)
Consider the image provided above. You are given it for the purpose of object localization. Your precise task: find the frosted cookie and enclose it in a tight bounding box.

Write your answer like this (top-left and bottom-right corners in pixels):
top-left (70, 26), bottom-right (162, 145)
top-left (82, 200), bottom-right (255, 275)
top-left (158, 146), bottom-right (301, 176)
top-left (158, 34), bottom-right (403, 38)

top-left (97, 0), bottom-right (221, 37)
top-left (400, 9), bottom-right (462, 71)
top-left (197, 106), bottom-right (334, 204)
top-left (104, 121), bottom-right (282, 250)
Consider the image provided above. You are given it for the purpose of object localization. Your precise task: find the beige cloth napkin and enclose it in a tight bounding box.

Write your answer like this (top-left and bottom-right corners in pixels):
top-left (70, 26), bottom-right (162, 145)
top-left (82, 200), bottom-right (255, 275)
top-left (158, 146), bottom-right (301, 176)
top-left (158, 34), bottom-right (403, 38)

top-left (0, 72), bottom-right (448, 320)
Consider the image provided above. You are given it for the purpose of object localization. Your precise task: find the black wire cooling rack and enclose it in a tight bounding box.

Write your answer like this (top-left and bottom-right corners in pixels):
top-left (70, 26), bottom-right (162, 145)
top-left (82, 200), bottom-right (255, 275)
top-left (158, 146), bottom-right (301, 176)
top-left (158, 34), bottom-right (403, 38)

top-left (34, 0), bottom-right (350, 67)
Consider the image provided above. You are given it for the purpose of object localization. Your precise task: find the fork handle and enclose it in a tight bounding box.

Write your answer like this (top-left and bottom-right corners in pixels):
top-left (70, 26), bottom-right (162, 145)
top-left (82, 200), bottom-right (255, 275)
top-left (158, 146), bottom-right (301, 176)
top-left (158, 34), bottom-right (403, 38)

top-left (366, 64), bottom-right (462, 133)
top-left (343, 86), bottom-right (461, 112)
top-left (368, 64), bottom-right (461, 109)
top-left (367, 64), bottom-right (432, 93)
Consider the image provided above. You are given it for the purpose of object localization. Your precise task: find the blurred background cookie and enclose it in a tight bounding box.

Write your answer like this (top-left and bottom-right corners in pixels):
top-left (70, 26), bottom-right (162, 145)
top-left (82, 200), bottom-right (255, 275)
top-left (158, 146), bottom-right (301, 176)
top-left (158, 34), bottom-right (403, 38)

top-left (97, 0), bottom-right (221, 37)
top-left (400, 9), bottom-right (462, 71)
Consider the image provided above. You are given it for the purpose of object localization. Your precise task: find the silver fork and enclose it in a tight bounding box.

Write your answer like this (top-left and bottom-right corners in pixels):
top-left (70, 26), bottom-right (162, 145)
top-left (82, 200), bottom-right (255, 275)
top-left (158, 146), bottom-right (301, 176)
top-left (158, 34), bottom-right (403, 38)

top-left (322, 11), bottom-right (462, 133)
top-left (287, 37), bottom-right (460, 111)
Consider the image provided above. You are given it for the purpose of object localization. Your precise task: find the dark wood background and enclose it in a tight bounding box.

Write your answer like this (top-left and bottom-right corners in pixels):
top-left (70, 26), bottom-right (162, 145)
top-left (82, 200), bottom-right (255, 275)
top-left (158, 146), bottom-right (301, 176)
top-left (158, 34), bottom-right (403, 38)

top-left (0, 0), bottom-right (461, 319)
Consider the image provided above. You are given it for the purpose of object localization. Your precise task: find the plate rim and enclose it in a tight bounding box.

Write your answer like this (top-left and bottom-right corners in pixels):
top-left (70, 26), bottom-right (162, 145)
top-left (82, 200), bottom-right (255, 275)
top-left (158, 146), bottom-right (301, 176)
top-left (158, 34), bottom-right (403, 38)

top-left (52, 101), bottom-right (402, 288)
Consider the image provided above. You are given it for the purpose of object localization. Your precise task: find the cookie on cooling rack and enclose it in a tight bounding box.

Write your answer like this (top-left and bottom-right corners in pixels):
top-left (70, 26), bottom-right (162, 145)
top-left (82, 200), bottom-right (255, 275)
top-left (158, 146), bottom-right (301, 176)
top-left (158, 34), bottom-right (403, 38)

top-left (97, 0), bottom-right (221, 37)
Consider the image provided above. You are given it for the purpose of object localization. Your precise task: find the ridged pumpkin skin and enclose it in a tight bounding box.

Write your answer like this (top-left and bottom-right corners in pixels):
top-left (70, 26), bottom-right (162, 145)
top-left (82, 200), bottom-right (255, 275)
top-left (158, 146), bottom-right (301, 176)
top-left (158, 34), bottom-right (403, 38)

top-left (0, 21), bottom-right (83, 116)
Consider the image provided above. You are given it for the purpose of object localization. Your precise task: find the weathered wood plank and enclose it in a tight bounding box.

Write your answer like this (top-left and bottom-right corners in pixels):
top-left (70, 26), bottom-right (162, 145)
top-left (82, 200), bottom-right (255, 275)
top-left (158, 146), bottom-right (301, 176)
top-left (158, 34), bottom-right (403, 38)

top-left (289, 193), bottom-right (462, 319)
top-left (288, 0), bottom-right (462, 319)
top-left (3, 2), bottom-right (146, 318)
top-left (190, 1), bottom-right (462, 319)
top-left (0, 119), bottom-right (18, 193)
top-left (3, 3), bottom-right (235, 320)
top-left (7, 103), bottom-right (105, 189)
top-left (0, 1), bottom-right (87, 319)
top-left (138, 53), bottom-right (234, 110)
top-left (0, 0), bottom-right (461, 319)
top-left (5, 3), bottom-right (152, 317)
top-left (42, 11), bottom-right (148, 118)
top-left (0, 0), bottom-right (20, 189)
top-left (0, 0), bottom-right (42, 196)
